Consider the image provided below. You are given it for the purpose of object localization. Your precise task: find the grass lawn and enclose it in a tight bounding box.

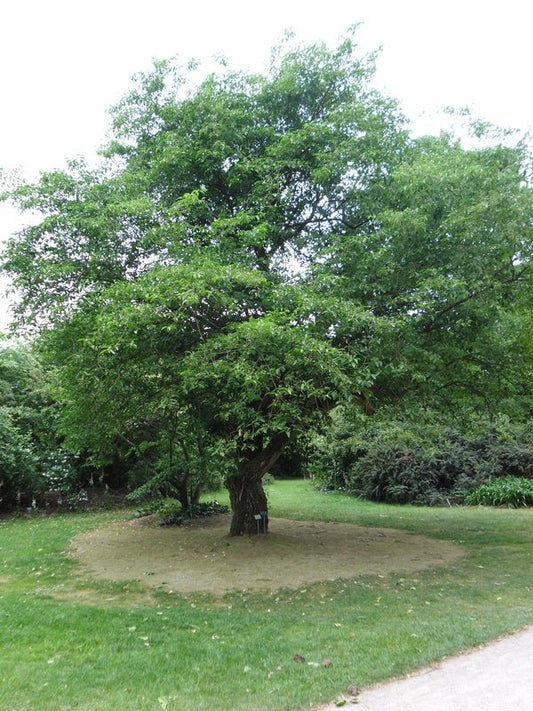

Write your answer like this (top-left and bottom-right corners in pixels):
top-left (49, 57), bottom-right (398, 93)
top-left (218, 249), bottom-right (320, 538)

top-left (0, 479), bottom-right (531, 710)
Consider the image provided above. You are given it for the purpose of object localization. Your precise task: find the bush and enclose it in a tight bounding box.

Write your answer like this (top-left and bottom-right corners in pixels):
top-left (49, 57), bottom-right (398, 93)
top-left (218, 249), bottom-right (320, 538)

top-left (134, 498), bottom-right (229, 526)
top-left (465, 477), bottom-right (533, 508)
top-left (0, 344), bottom-right (92, 512)
top-left (159, 500), bottom-right (229, 526)
top-left (0, 408), bottom-right (40, 510)
top-left (156, 499), bottom-right (184, 525)
top-left (310, 414), bottom-right (533, 506)
top-left (133, 497), bottom-right (180, 518)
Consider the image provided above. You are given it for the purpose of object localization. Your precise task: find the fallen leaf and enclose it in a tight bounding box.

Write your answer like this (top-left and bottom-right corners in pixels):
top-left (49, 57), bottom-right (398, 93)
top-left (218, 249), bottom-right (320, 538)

top-left (321, 658), bottom-right (333, 667)
top-left (346, 684), bottom-right (360, 697)
top-left (293, 654), bottom-right (305, 663)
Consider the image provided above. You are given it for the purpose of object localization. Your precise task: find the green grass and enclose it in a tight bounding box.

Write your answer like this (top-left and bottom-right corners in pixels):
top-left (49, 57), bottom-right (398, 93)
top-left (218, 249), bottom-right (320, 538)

top-left (0, 480), bottom-right (531, 710)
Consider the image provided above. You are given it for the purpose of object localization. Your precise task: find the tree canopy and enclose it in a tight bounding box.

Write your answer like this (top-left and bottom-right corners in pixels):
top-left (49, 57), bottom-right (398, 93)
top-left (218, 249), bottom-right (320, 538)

top-left (320, 133), bottom-right (533, 414)
top-left (3, 31), bottom-right (532, 532)
top-left (4, 36), bottom-right (405, 327)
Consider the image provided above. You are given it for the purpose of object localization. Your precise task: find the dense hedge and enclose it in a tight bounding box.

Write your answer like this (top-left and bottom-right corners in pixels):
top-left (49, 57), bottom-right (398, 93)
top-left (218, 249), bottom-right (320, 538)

top-left (310, 417), bottom-right (533, 505)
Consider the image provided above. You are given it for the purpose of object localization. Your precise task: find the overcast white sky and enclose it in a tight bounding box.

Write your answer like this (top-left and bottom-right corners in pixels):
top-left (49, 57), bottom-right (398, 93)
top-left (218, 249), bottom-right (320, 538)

top-left (1, 0), bottom-right (532, 328)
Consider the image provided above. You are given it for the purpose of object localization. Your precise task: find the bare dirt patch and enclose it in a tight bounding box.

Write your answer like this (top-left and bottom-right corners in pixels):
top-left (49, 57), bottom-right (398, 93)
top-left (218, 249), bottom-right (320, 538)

top-left (69, 515), bottom-right (464, 596)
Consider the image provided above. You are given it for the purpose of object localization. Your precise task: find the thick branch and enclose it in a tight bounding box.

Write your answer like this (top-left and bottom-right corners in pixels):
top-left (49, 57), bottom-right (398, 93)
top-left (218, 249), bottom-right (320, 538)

top-left (237, 432), bottom-right (290, 479)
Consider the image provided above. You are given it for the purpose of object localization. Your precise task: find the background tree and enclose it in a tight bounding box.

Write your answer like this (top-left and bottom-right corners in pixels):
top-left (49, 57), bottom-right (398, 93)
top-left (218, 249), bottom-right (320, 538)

top-left (319, 133), bottom-right (533, 415)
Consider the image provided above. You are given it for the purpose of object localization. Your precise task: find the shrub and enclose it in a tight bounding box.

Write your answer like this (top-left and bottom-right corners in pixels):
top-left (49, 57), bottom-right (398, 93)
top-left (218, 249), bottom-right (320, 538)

top-left (0, 344), bottom-right (92, 512)
top-left (464, 477), bottom-right (533, 508)
top-left (0, 408), bottom-right (40, 509)
top-left (125, 446), bottom-right (227, 510)
top-left (159, 500), bottom-right (229, 526)
top-left (134, 498), bottom-right (229, 526)
top-left (311, 415), bottom-right (533, 505)
top-left (157, 499), bottom-right (184, 525)
top-left (133, 497), bottom-right (180, 518)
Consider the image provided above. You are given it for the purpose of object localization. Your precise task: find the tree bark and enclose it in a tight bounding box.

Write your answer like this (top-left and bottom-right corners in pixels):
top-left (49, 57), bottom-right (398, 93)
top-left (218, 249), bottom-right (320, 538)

top-left (227, 472), bottom-right (269, 536)
top-left (191, 481), bottom-right (204, 506)
top-left (227, 433), bottom-right (289, 536)
top-left (175, 479), bottom-right (190, 510)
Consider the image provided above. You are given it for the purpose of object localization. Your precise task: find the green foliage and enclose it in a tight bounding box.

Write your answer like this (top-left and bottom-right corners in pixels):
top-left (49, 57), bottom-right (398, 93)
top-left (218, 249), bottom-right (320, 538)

top-left (465, 477), bottom-right (533, 508)
top-left (318, 133), bottom-right (533, 415)
top-left (36, 257), bottom-right (361, 529)
top-left (0, 343), bottom-right (63, 508)
top-left (0, 405), bottom-right (38, 508)
top-left (4, 32), bottom-right (405, 327)
top-left (0, 342), bottom-right (99, 511)
top-left (151, 497), bottom-right (183, 524)
top-left (311, 416), bottom-right (533, 505)
top-left (134, 497), bottom-right (229, 525)
top-left (179, 313), bottom-right (358, 448)
top-left (132, 496), bottom-right (181, 518)
top-left (159, 500), bottom-right (229, 526)
top-left (125, 443), bottom-right (225, 508)
top-left (126, 468), bottom-right (177, 502)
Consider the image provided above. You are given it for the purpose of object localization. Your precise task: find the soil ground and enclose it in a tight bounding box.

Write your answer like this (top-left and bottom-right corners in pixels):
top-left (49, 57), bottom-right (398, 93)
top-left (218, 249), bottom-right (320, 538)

top-left (70, 514), bottom-right (464, 595)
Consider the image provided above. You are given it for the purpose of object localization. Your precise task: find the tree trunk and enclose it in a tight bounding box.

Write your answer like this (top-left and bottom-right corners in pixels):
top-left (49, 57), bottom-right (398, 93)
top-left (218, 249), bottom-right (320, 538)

top-left (175, 479), bottom-right (190, 510)
top-left (227, 472), bottom-right (269, 536)
top-left (227, 433), bottom-right (289, 536)
top-left (191, 481), bottom-right (204, 506)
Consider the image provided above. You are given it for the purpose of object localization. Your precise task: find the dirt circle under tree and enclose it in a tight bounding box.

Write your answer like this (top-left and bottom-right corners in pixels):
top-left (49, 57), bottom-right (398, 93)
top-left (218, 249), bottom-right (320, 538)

top-left (70, 515), bottom-right (464, 595)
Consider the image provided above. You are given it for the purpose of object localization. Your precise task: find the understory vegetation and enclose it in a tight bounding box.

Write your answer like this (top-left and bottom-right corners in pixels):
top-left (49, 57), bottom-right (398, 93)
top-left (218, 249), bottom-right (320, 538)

top-left (133, 498), bottom-right (230, 526)
top-left (464, 476), bottom-right (533, 508)
top-left (3, 344), bottom-right (532, 512)
top-left (311, 414), bottom-right (533, 506)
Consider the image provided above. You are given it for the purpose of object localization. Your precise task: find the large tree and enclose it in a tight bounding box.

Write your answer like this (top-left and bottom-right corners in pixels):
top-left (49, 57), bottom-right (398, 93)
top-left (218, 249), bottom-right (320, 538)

top-left (3, 33), bottom-right (533, 532)
top-left (3, 33), bottom-right (405, 534)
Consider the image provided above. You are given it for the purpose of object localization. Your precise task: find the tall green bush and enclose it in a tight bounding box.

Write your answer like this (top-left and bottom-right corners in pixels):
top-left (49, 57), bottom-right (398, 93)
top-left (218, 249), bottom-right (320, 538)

top-left (0, 343), bottom-right (89, 510)
top-left (310, 414), bottom-right (533, 505)
top-left (0, 407), bottom-right (39, 508)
